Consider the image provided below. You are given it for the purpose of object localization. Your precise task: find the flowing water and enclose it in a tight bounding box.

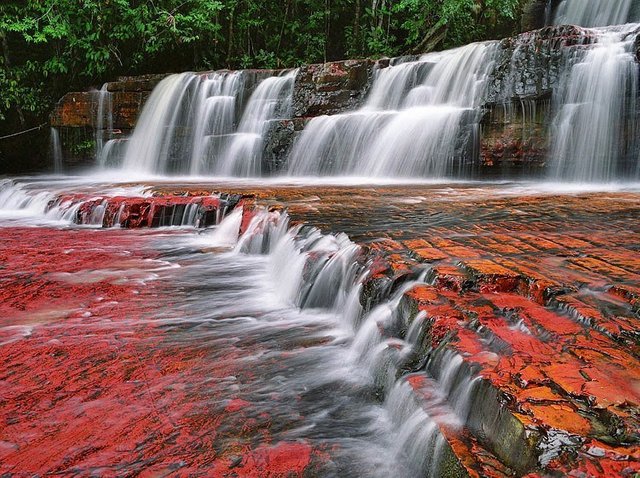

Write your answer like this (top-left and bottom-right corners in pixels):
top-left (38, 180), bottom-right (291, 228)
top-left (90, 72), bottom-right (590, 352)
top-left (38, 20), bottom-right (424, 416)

top-left (549, 25), bottom-right (640, 181)
top-left (287, 43), bottom-right (497, 177)
top-left (95, 83), bottom-right (113, 166)
top-left (46, 0), bottom-right (633, 184)
top-left (152, 208), bottom-right (493, 477)
top-left (84, 19), bottom-right (640, 183)
top-left (117, 70), bottom-right (295, 176)
top-left (49, 128), bottom-right (63, 173)
top-left (0, 177), bottom-right (498, 476)
top-left (216, 70), bottom-right (297, 176)
top-left (552, 0), bottom-right (639, 27)
top-left (5, 5), bottom-right (640, 474)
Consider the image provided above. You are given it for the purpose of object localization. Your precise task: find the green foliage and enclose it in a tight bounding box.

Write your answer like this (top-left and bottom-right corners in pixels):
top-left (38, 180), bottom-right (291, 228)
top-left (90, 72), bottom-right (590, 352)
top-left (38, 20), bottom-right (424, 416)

top-left (69, 139), bottom-right (95, 157)
top-left (0, 0), bottom-right (524, 126)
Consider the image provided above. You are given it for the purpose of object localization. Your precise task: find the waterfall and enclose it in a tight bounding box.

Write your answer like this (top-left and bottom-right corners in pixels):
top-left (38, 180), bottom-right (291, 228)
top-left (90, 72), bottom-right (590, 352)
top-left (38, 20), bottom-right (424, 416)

top-left (199, 208), bottom-right (492, 476)
top-left (83, 20), bottom-right (640, 182)
top-left (549, 25), bottom-right (640, 182)
top-left (188, 72), bottom-right (243, 174)
top-left (122, 73), bottom-right (201, 174)
top-left (95, 83), bottom-right (113, 166)
top-left (119, 70), bottom-right (295, 176)
top-left (552, 0), bottom-right (639, 27)
top-left (286, 42), bottom-right (498, 177)
top-left (215, 70), bottom-right (297, 176)
top-left (50, 128), bottom-right (63, 173)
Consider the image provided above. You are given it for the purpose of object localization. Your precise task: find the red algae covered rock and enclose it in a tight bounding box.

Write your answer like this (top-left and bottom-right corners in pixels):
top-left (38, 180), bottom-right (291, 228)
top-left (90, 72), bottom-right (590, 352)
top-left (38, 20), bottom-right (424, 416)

top-left (0, 226), bottom-right (325, 476)
top-left (46, 191), bottom-right (242, 228)
top-left (3, 184), bottom-right (640, 477)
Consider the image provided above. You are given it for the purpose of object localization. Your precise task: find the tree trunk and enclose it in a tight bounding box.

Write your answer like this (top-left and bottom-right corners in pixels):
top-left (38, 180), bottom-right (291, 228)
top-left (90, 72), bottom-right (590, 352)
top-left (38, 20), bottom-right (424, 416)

top-left (226, 7), bottom-right (235, 68)
top-left (354, 0), bottom-right (361, 53)
top-left (410, 22), bottom-right (448, 55)
top-left (324, 0), bottom-right (330, 63)
top-left (276, 0), bottom-right (292, 60)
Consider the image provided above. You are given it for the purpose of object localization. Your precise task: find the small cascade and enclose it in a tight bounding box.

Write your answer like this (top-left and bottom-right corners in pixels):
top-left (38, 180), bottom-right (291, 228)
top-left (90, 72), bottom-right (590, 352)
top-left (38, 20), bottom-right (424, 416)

top-left (188, 72), bottom-right (242, 174)
top-left (0, 180), bottom-right (236, 228)
top-left (552, 0), bottom-right (639, 27)
top-left (286, 43), bottom-right (498, 177)
top-left (50, 128), bottom-right (63, 173)
top-left (0, 179), bottom-right (57, 220)
top-left (215, 70), bottom-right (297, 176)
top-left (118, 70), bottom-right (295, 176)
top-left (202, 208), bottom-right (495, 476)
top-left (95, 83), bottom-right (113, 166)
top-left (549, 25), bottom-right (640, 182)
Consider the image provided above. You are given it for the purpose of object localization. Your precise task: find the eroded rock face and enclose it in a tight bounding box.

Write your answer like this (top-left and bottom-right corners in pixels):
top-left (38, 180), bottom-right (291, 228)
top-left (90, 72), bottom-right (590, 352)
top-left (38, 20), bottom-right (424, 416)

top-left (46, 191), bottom-right (243, 228)
top-left (50, 78), bottom-right (159, 167)
top-left (478, 25), bottom-right (601, 171)
top-left (291, 59), bottom-right (376, 118)
top-left (488, 25), bottom-right (599, 104)
top-left (480, 98), bottom-right (551, 172)
top-left (262, 118), bottom-right (308, 174)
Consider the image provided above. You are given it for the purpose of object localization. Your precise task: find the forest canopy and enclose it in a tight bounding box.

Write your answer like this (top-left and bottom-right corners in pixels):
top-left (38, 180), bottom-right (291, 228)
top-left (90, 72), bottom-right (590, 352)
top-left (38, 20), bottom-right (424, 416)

top-left (0, 0), bottom-right (523, 130)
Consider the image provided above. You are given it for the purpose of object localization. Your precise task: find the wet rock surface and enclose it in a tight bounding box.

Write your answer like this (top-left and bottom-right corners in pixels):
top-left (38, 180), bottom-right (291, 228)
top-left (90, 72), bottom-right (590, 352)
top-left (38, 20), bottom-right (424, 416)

top-left (291, 59), bottom-right (376, 118)
top-left (46, 191), bottom-right (243, 228)
top-left (0, 227), bottom-right (327, 476)
top-left (186, 183), bottom-right (640, 476)
top-left (1, 182), bottom-right (639, 476)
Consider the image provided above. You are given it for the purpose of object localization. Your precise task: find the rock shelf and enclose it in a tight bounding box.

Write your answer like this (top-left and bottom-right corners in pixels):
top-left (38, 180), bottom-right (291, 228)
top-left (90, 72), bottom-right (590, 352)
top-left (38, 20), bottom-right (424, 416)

top-left (1, 183), bottom-right (639, 476)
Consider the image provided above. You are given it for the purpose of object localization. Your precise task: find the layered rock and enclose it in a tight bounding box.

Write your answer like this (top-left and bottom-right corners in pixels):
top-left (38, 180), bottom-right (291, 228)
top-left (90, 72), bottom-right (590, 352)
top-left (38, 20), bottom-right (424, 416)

top-left (201, 183), bottom-right (640, 476)
top-left (45, 191), bottom-right (244, 228)
top-left (291, 59), bottom-right (376, 117)
top-left (2, 181), bottom-right (639, 475)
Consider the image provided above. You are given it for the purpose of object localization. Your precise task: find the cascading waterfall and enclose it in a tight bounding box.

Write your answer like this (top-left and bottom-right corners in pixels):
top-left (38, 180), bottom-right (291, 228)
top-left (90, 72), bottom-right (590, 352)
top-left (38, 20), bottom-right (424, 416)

top-left (95, 83), bottom-right (113, 166)
top-left (286, 43), bottom-right (498, 177)
top-left (216, 70), bottom-right (297, 176)
top-left (552, 0), bottom-right (639, 27)
top-left (118, 70), bottom-right (295, 175)
top-left (0, 179), bottom-right (222, 228)
top-left (50, 128), bottom-right (63, 173)
top-left (549, 25), bottom-right (640, 182)
top-left (122, 73), bottom-right (203, 173)
top-left (199, 207), bottom-right (487, 477)
top-left (69, 5), bottom-right (640, 182)
top-left (188, 72), bottom-right (243, 174)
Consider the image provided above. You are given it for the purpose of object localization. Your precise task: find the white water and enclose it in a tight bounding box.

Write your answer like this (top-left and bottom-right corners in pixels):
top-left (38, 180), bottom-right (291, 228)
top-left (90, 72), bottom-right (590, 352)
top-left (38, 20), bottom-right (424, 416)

top-left (117, 70), bottom-right (295, 176)
top-left (287, 43), bottom-right (497, 177)
top-left (122, 73), bottom-right (200, 173)
top-left (182, 207), bottom-right (490, 476)
top-left (0, 178), bottom-right (151, 226)
top-left (95, 83), bottom-right (113, 166)
top-left (549, 25), bottom-right (640, 182)
top-left (552, 0), bottom-right (639, 27)
top-left (188, 72), bottom-right (242, 174)
top-left (50, 128), bottom-right (63, 173)
top-left (217, 70), bottom-right (297, 176)
top-left (46, 15), bottom-right (640, 182)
